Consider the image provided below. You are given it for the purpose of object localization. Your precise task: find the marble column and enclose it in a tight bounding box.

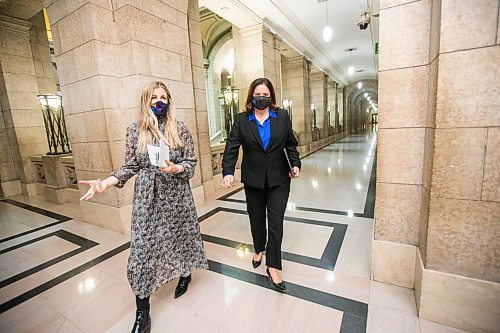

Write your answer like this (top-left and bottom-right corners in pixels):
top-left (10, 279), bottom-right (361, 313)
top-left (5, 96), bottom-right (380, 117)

top-left (375, 0), bottom-right (437, 290)
top-left (337, 85), bottom-right (344, 133)
top-left (281, 56), bottom-right (312, 153)
top-left (327, 78), bottom-right (336, 135)
top-left (375, 0), bottom-right (500, 331)
top-left (0, 14), bottom-right (48, 197)
top-left (418, 0), bottom-right (500, 331)
top-left (188, 0), bottom-right (214, 200)
top-left (310, 68), bottom-right (327, 140)
top-left (270, 34), bottom-right (282, 103)
top-left (29, 10), bottom-right (58, 95)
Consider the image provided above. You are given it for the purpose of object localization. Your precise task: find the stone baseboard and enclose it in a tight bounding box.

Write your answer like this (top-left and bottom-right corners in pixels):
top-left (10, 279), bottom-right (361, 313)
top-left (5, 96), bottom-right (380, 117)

top-left (80, 200), bottom-right (132, 235)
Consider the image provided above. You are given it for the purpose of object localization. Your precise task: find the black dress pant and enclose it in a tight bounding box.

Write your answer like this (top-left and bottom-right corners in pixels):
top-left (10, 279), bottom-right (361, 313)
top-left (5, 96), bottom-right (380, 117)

top-left (244, 178), bottom-right (290, 270)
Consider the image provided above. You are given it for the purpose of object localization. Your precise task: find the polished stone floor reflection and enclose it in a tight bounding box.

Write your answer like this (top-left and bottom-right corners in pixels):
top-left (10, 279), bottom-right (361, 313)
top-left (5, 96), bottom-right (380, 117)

top-left (0, 133), bottom-right (467, 333)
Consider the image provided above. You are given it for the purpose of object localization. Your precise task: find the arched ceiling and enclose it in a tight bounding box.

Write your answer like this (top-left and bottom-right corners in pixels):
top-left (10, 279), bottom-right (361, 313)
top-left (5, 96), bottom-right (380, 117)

top-left (199, 0), bottom-right (380, 87)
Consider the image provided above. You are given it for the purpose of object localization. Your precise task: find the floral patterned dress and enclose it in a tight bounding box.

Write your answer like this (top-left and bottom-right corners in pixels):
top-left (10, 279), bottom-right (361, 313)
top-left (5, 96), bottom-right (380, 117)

top-left (112, 120), bottom-right (208, 299)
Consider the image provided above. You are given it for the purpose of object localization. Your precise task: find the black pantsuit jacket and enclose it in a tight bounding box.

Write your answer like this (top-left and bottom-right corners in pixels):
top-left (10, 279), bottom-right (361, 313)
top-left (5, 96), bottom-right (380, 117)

top-left (222, 109), bottom-right (301, 189)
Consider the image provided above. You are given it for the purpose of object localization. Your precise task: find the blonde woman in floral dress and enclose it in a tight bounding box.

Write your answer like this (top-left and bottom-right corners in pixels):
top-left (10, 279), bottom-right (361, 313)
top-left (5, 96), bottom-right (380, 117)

top-left (79, 81), bottom-right (208, 333)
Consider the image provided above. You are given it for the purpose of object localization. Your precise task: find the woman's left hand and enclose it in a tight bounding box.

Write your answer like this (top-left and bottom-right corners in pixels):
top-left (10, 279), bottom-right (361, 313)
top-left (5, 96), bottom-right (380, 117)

top-left (289, 166), bottom-right (300, 179)
top-left (159, 160), bottom-right (183, 174)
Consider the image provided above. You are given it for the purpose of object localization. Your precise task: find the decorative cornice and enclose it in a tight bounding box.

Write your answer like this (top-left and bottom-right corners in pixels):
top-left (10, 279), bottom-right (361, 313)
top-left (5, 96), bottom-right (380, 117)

top-left (283, 55), bottom-right (307, 68)
top-left (236, 23), bottom-right (265, 38)
top-left (311, 71), bottom-right (327, 80)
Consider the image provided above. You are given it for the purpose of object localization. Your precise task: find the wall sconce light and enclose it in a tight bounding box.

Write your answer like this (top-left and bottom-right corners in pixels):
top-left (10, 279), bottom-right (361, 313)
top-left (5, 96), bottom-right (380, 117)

top-left (311, 103), bottom-right (317, 128)
top-left (282, 99), bottom-right (293, 121)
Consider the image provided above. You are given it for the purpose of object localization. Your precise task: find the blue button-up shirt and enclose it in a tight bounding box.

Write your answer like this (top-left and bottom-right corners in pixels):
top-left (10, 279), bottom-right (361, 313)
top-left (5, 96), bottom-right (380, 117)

top-left (248, 110), bottom-right (277, 150)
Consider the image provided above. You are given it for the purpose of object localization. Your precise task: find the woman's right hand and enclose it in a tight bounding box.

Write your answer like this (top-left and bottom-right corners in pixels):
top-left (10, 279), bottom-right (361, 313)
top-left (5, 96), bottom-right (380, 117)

top-left (221, 175), bottom-right (234, 188)
top-left (79, 179), bottom-right (109, 201)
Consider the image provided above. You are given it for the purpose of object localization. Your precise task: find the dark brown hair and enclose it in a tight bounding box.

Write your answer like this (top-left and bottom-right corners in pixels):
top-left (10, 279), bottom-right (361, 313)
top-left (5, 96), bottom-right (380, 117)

top-left (244, 78), bottom-right (280, 113)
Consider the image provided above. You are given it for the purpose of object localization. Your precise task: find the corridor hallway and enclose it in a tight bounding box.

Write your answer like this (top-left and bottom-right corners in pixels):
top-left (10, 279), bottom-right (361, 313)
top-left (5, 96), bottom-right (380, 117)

top-left (0, 132), bottom-right (465, 333)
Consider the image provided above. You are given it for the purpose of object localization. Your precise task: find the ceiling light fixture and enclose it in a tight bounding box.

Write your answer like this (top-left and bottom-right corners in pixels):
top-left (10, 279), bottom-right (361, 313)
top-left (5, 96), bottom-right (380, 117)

top-left (322, 0), bottom-right (333, 42)
top-left (346, 48), bottom-right (356, 75)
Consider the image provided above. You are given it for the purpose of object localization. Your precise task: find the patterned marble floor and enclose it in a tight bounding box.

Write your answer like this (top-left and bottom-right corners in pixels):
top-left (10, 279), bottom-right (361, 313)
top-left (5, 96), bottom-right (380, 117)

top-left (0, 132), bottom-right (468, 333)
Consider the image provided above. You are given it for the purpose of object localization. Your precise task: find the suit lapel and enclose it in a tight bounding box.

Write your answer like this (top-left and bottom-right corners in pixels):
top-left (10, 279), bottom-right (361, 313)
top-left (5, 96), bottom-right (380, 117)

top-left (248, 119), bottom-right (264, 150)
top-left (266, 114), bottom-right (279, 152)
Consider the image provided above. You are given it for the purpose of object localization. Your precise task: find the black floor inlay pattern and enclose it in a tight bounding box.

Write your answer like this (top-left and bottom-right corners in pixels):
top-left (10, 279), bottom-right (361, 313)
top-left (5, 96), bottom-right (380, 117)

top-left (0, 230), bottom-right (99, 288)
top-left (1, 212), bottom-right (366, 333)
top-left (0, 242), bottom-right (130, 314)
top-left (208, 260), bottom-right (367, 332)
top-left (199, 207), bottom-right (347, 270)
top-left (0, 241), bottom-right (367, 332)
top-left (0, 199), bottom-right (72, 243)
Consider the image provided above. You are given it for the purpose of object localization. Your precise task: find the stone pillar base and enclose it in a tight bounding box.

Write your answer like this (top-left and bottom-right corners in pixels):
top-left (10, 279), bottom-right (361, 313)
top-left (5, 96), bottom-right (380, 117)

top-left (42, 154), bottom-right (71, 188)
top-left (203, 179), bottom-right (216, 198)
top-left (328, 126), bottom-right (334, 136)
top-left (80, 200), bottom-right (133, 235)
top-left (1, 180), bottom-right (22, 197)
top-left (44, 187), bottom-right (80, 204)
top-left (21, 183), bottom-right (38, 196)
top-left (415, 251), bottom-right (500, 333)
top-left (312, 128), bottom-right (320, 141)
top-left (192, 184), bottom-right (206, 208)
top-left (35, 183), bottom-right (45, 195)
top-left (371, 239), bottom-right (416, 289)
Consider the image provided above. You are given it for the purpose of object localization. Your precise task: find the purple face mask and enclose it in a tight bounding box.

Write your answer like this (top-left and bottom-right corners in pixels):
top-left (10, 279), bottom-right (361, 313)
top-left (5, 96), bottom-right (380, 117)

top-left (151, 100), bottom-right (169, 117)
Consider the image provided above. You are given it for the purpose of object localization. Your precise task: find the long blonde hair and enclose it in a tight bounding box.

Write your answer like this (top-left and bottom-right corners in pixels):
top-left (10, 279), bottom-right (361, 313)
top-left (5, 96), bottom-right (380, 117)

top-left (138, 81), bottom-right (184, 153)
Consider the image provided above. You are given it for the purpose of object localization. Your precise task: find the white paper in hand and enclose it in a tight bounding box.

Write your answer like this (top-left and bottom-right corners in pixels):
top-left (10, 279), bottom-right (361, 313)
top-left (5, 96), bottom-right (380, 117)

top-left (147, 140), bottom-right (170, 167)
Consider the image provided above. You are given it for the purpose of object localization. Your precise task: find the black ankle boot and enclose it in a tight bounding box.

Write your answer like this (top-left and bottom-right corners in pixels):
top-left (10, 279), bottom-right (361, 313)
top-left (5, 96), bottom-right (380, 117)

top-left (131, 309), bottom-right (151, 333)
top-left (174, 274), bottom-right (191, 299)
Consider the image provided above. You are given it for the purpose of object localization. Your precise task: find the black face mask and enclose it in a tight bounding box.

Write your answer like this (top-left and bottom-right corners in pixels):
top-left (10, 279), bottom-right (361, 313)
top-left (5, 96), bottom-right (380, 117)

top-left (252, 96), bottom-right (272, 110)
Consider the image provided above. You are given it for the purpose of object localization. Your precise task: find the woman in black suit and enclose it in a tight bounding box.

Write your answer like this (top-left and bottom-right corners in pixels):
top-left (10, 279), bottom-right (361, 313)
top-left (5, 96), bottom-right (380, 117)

top-left (221, 78), bottom-right (301, 292)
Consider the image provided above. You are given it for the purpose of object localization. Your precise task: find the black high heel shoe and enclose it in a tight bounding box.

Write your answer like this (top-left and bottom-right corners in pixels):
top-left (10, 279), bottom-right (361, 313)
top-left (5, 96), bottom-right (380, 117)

top-left (266, 267), bottom-right (286, 292)
top-left (174, 274), bottom-right (191, 299)
top-left (252, 252), bottom-right (263, 269)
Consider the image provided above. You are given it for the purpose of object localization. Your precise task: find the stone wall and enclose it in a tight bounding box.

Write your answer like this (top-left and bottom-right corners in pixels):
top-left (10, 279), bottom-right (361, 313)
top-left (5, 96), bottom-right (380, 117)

top-left (44, 0), bottom-right (211, 233)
